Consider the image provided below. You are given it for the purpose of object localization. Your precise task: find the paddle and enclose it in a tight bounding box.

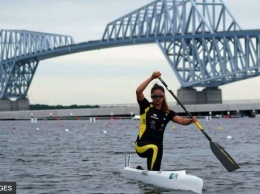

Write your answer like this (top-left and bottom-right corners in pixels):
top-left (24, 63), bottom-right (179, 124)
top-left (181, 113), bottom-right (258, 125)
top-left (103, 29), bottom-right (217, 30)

top-left (158, 77), bottom-right (240, 172)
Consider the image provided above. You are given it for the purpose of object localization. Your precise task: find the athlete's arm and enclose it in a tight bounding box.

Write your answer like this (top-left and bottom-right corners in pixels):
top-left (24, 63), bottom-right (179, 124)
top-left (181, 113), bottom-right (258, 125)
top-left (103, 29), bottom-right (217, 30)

top-left (173, 115), bottom-right (197, 125)
top-left (136, 71), bottom-right (161, 101)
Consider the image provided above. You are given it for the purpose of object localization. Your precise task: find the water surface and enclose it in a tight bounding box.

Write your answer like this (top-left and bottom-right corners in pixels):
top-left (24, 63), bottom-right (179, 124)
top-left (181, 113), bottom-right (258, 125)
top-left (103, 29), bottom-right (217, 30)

top-left (0, 118), bottom-right (259, 193)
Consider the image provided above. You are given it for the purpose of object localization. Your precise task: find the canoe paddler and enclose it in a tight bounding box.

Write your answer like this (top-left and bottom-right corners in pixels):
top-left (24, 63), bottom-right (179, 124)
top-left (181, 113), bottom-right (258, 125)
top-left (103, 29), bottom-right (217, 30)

top-left (135, 71), bottom-right (197, 171)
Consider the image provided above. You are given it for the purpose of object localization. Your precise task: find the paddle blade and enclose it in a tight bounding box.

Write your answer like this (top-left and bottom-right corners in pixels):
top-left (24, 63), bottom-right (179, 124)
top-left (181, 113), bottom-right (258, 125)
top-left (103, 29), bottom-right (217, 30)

top-left (210, 141), bottom-right (240, 172)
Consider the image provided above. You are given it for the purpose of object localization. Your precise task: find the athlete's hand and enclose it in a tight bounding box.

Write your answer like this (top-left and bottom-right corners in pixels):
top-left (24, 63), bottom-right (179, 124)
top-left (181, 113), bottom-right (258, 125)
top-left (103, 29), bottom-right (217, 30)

top-left (191, 116), bottom-right (198, 123)
top-left (151, 71), bottom-right (161, 79)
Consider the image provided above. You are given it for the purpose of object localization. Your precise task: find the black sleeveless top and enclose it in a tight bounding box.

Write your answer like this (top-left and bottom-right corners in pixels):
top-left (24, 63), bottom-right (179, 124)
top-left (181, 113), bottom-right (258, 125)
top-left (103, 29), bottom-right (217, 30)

top-left (136, 98), bottom-right (177, 144)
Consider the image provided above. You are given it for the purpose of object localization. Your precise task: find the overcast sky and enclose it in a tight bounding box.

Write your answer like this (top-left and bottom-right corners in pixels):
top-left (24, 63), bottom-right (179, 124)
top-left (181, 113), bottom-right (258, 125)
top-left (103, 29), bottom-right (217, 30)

top-left (1, 0), bottom-right (260, 105)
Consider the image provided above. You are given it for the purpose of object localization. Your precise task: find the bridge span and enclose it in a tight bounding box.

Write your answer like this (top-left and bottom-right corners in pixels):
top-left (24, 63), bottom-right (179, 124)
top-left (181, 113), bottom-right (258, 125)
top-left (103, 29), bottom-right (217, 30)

top-left (1, 0), bottom-right (260, 110)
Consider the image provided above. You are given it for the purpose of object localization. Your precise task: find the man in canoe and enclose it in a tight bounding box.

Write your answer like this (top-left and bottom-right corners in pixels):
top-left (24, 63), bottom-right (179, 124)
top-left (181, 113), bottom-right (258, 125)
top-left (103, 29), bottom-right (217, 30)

top-left (135, 71), bottom-right (197, 171)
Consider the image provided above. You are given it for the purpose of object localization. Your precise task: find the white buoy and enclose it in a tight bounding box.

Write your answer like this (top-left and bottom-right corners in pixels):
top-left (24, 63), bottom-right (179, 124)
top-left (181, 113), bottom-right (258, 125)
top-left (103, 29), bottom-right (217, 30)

top-left (31, 113), bottom-right (34, 123)
top-left (226, 135), bottom-right (232, 139)
top-left (89, 117), bottom-right (96, 122)
top-left (205, 116), bottom-right (212, 121)
top-left (65, 129), bottom-right (69, 132)
top-left (36, 128), bottom-right (40, 130)
top-left (103, 130), bottom-right (107, 134)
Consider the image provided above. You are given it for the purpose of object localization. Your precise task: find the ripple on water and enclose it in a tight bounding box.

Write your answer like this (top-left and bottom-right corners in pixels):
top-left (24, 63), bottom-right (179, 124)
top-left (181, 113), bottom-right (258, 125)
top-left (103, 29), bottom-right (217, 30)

top-left (0, 119), bottom-right (259, 194)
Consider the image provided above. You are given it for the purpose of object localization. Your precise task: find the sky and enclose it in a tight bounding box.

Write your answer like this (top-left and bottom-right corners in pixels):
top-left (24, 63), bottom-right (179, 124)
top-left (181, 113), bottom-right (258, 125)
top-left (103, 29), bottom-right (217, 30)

top-left (1, 0), bottom-right (260, 106)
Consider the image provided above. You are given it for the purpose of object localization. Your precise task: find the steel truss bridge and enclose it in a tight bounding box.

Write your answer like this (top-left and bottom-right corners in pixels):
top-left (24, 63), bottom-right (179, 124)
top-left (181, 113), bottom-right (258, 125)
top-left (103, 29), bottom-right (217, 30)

top-left (1, 0), bottom-right (260, 99)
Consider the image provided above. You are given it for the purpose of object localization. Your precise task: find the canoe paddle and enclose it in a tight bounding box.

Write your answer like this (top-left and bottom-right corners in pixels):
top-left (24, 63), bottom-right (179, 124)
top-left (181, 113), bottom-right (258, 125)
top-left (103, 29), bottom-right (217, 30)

top-left (158, 77), bottom-right (240, 172)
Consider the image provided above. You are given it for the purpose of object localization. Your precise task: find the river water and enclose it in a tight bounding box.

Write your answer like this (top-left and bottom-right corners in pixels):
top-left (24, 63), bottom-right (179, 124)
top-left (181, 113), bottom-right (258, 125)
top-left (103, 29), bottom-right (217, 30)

top-left (0, 118), bottom-right (259, 194)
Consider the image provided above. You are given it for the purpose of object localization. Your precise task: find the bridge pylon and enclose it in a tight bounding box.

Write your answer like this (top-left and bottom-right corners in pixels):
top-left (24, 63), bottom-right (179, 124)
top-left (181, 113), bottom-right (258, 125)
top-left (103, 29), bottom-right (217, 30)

top-left (0, 30), bottom-right (74, 110)
top-left (102, 0), bottom-right (260, 104)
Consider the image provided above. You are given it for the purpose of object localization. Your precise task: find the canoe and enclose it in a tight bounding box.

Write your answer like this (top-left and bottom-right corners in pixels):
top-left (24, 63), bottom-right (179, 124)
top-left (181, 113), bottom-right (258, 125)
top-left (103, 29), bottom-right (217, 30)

top-left (122, 155), bottom-right (203, 194)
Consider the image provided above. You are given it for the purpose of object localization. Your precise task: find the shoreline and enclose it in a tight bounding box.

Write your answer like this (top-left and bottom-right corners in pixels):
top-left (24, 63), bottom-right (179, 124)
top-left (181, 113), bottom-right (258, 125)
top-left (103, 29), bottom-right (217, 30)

top-left (1, 101), bottom-right (259, 120)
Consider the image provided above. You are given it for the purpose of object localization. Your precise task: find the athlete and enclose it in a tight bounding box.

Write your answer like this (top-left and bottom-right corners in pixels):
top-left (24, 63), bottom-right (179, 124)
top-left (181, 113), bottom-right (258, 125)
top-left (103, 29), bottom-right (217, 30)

top-left (135, 71), bottom-right (197, 171)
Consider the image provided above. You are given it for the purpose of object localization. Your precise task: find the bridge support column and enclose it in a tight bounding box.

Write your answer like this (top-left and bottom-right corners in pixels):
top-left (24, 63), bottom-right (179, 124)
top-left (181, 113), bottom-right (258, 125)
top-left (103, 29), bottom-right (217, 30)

top-left (0, 98), bottom-right (29, 111)
top-left (177, 87), bottom-right (222, 104)
top-left (11, 98), bottom-right (30, 111)
top-left (177, 88), bottom-right (198, 105)
top-left (201, 88), bottom-right (222, 104)
top-left (0, 99), bottom-right (12, 111)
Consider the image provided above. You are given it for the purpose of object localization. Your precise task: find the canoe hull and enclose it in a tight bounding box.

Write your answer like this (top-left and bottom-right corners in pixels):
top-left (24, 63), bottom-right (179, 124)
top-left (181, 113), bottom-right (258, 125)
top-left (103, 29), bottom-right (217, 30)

top-left (122, 167), bottom-right (203, 194)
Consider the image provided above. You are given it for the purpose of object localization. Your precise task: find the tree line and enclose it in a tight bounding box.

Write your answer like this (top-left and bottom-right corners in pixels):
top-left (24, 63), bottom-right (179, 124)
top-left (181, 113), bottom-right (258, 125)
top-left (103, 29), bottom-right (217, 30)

top-left (30, 104), bottom-right (100, 110)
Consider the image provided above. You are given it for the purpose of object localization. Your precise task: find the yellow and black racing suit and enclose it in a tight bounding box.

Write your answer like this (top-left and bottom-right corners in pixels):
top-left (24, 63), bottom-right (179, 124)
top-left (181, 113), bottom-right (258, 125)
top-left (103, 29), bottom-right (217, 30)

top-left (135, 98), bottom-right (177, 171)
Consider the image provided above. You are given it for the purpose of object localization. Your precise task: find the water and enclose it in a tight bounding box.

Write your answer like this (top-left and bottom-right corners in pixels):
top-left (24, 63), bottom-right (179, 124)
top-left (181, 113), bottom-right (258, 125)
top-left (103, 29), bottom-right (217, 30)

top-left (0, 118), bottom-right (259, 194)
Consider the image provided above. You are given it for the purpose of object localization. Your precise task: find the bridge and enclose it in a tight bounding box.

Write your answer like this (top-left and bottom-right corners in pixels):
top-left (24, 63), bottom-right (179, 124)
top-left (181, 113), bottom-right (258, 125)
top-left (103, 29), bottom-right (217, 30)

top-left (1, 0), bottom-right (260, 111)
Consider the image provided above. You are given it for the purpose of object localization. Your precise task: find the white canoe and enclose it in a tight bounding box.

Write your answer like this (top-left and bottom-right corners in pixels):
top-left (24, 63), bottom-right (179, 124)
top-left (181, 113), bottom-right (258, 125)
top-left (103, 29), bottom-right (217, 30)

top-left (122, 155), bottom-right (203, 194)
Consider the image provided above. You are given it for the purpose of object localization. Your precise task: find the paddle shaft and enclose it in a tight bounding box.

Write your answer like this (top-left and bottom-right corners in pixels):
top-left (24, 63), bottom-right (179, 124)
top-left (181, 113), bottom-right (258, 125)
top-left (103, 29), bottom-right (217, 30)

top-left (159, 77), bottom-right (240, 172)
top-left (158, 77), bottom-right (212, 142)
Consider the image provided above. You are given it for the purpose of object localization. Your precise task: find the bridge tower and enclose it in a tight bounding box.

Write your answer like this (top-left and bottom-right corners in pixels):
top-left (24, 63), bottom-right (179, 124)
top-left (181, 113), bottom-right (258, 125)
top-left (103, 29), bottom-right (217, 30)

top-left (102, 0), bottom-right (260, 104)
top-left (0, 30), bottom-right (74, 110)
